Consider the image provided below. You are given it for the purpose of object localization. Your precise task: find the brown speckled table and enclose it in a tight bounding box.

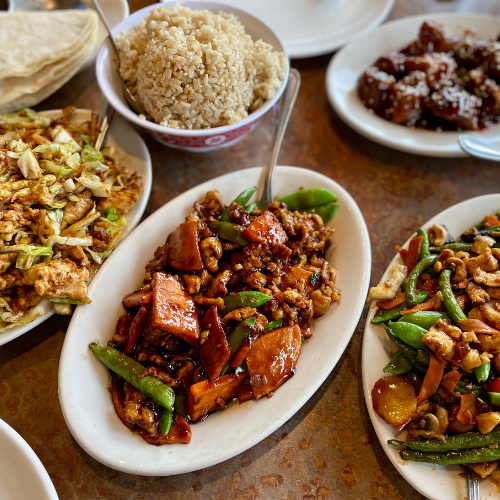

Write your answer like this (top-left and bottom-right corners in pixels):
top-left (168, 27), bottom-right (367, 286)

top-left (2, 1), bottom-right (500, 499)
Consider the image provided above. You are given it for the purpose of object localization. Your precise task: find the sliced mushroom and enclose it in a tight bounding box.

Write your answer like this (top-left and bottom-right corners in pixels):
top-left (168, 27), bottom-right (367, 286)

top-left (419, 404), bottom-right (449, 434)
top-left (428, 224), bottom-right (448, 246)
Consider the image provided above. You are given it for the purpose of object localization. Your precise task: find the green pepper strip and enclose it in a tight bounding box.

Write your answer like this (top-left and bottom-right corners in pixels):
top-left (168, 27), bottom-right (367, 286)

top-left (383, 325), bottom-right (429, 373)
top-left (301, 203), bottom-right (339, 223)
top-left (265, 319), bottom-right (283, 332)
top-left (400, 446), bottom-right (500, 465)
top-left (159, 408), bottom-right (173, 437)
top-left (456, 380), bottom-right (485, 397)
top-left (174, 394), bottom-right (188, 419)
top-left (371, 303), bottom-right (408, 324)
top-left (489, 391), bottom-right (500, 406)
top-left (49, 297), bottom-right (85, 305)
top-left (388, 428), bottom-right (500, 452)
top-left (475, 362), bottom-right (491, 384)
top-left (388, 321), bottom-right (427, 350)
top-left (223, 291), bottom-right (272, 314)
top-left (383, 352), bottom-right (413, 374)
top-left (397, 311), bottom-right (449, 330)
top-left (208, 221), bottom-right (249, 247)
top-left (277, 188), bottom-right (338, 210)
top-left (439, 269), bottom-right (467, 326)
top-left (220, 187), bottom-right (257, 221)
top-left (89, 344), bottom-right (175, 411)
top-left (416, 229), bottom-right (430, 260)
top-left (220, 317), bottom-right (257, 375)
top-left (406, 255), bottom-right (439, 306)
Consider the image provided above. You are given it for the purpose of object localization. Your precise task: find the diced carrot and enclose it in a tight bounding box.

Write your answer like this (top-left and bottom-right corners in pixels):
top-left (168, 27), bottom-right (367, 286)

top-left (137, 411), bottom-right (192, 445)
top-left (458, 319), bottom-right (500, 335)
top-left (187, 372), bottom-right (247, 421)
top-left (199, 306), bottom-right (231, 381)
top-left (377, 291), bottom-right (407, 310)
top-left (241, 211), bottom-right (288, 245)
top-left (280, 266), bottom-right (318, 295)
top-left (125, 304), bottom-right (151, 353)
top-left (406, 236), bottom-right (423, 275)
top-left (418, 351), bottom-right (445, 403)
top-left (238, 380), bottom-right (255, 403)
top-left (114, 314), bottom-right (133, 337)
top-left (457, 393), bottom-right (477, 426)
top-left (301, 319), bottom-right (313, 339)
top-left (400, 297), bottom-right (437, 315)
top-left (246, 325), bottom-right (302, 399)
top-left (152, 272), bottom-right (199, 345)
top-left (438, 367), bottom-right (462, 399)
top-left (483, 215), bottom-right (500, 228)
top-left (167, 221), bottom-right (204, 271)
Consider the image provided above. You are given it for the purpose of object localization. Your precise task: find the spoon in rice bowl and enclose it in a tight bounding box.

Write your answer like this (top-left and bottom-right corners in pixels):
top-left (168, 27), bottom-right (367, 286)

top-left (91, 0), bottom-right (144, 115)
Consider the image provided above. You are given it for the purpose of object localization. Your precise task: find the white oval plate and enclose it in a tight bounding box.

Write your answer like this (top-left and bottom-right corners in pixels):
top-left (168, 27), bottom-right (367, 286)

top-left (0, 418), bottom-right (59, 500)
top-left (0, 109), bottom-right (152, 347)
top-left (363, 194), bottom-right (500, 500)
top-left (59, 166), bottom-right (371, 476)
top-left (327, 13), bottom-right (500, 157)
top-left (202, 0), bottom-right (393, 58)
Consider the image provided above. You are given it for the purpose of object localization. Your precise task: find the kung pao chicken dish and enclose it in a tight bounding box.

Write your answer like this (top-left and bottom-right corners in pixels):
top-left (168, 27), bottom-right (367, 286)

top-left (0, 107), bottom-right (142, 330)
top-left (91, 187), bottom-right (340, 445)
top-left (358, 20), bottom-right (500, 131)
top-left (371, 213), bottom-right (500, 478)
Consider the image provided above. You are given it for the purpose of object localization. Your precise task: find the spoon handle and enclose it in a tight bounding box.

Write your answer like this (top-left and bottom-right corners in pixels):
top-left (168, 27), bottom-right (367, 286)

top-left (90, 0), bottom-right (121, 61)
top-left (459, 134), bottom-right (500, 162)
top-left (259, 67), bottom-right (301, 206)
top-left (462, 466), bottom-right (480, 500)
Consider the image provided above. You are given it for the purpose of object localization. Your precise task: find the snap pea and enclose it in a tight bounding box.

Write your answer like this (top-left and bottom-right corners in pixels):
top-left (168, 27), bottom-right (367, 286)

top-left (439, 269), bottom-right (467, 325)
top-left (388, 428), bottom-right (500, 452)
top-left (220, 317), bottom-right (256, 375)
top-left (400, 446), bottom-right (500, 465)
top-left (397, 311), bottom-right (449, 330)
top-left (383, 324), bottom-right (429, 373)
top-left (223, 291), bottom-right (272, 314)
top-left (383, 352), bottom-right (413, 374)
top-left (277, 188), bottom-right (338, 211)
top-left (208, 221), bottom-right (249, 247)
top-left (159, 408), bottom-right (173, 437)
top-left (174, 394), bottom-right (187, 419)
top-left (489, 391), bottom-right (500, 406)
top-left (220, 187), bottom-right (257, 221)
top-left (245, 202), bottom-right (257, 214)
top-left (301, 203), bottom-right (339, 223)
top-left (89, 344), bottom-right (175, 411)
top-left (371, 303), bottom-right (408, 324)
top-left (475, 362), bottom-right (491, 384)
top-left (406, 255), bottom-right (439, 306)
top-left (416, 228), bottom-right (430, 260)
top-left (456, 380), bottom-right (485, 397)
top-left (265, 319), bottom-right (283, 332)
top-left (388, 321), bottom-right (427, 350)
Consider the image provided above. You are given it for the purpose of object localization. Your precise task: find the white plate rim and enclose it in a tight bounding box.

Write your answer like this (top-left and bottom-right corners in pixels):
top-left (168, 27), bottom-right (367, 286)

top-left (0, 108), bottom-right (152, 347)
top-left (362, 193), bottom-right (500, 500)
top-left (59, 165), bottom-right (371, 476)
top-left (326, 12), bottom-right (500, 158)
top-left (0, 418), bottom-right (59, 500)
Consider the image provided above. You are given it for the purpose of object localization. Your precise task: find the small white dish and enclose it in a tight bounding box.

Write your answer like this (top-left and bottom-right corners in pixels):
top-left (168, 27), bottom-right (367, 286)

top-left (0, 418), bottom-right (59, 500)
top-left (0, 108), bottom-right (152, 347)
top-left (59, 165), bottom-right (371, 476)
top-left (326, 13), bottom-right (500, 157)
top-left (182, 0), bottom-right (394, 58)
top-left (363, 194), bottom-right (500, 500)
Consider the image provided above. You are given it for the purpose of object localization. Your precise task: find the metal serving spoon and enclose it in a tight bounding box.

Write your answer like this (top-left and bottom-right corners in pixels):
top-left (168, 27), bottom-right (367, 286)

top-left (459, 134), bottom-right (500, 162)
top-left (462, 466), bottom-right (480, 500)
top-left (259, 67), bottom-right (301, 207)
top-left (90, 0), bottom-right (145, 116)
top-left (8, 0), bottom-right (87, 10)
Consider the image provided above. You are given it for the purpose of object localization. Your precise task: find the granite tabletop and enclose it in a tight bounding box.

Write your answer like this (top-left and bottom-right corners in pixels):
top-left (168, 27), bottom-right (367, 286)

top-left (2, 0), bottom-right (500, 498)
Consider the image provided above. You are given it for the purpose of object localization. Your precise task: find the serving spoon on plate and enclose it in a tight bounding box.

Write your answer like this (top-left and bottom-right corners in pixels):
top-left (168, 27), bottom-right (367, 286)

top-left (459, 134), bottom-right (500, 162)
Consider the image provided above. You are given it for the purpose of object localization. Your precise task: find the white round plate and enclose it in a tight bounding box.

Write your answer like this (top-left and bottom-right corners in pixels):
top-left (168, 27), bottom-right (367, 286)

top-left (327, 13), bottom-right (500, 157)
top-left (0, 109), bottom-right (152, 347)
top-left (59, 166), bottom-right (371, 476)
top-left (197, 0), bottom-right (394, 58)
top-left (363, 194), bottom-right (500, 500)
top-left (0, 418), bottom-right (59, 500)
top-left (7, 0), bottom-right (128, 71)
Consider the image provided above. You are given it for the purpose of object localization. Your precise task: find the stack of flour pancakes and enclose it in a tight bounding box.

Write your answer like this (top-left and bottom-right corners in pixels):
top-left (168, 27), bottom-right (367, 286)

top-left (0, 10), bottom-right (99, 113)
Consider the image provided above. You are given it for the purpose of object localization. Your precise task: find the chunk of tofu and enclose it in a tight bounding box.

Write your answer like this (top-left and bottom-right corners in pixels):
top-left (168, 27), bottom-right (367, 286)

top-left (241, 211), bottom-right (288, 245)
top-left (369, 264), bottom-right (407, 301)
top-left (167, 221), bottom-right (204, 272)
top-left (151, 272), bottom-right (199, 346)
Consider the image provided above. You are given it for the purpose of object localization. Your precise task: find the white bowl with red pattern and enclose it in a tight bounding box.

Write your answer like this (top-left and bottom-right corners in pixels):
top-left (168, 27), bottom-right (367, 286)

top-left (96, 1), bottom-right (289, 152)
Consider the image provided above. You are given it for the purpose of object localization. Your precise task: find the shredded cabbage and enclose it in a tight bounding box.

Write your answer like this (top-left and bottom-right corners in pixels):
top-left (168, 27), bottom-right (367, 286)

top-left (82, 144), bottom-right (104, 163)
top-left (0, 245), bottom-right (53, 256)
top-left (50, 235), bottom-right (93, 246)
top-left (100, 216), bottom-right (126, 236)
top-left (41, 159), bottom-right (72, 178)
top-left (101, 205), bottom-right (119, 222)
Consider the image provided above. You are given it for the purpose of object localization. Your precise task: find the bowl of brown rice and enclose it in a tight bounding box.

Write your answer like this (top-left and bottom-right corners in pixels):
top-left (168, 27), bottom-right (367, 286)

top-left (96, 1), bottom-right (289, 152)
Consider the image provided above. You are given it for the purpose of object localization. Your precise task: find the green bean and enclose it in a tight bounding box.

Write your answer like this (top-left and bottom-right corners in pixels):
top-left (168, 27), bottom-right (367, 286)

top-left (159, 408), bottom-right (173, 437)
top-left (383, 324), bottom-right (429, 373)
top-left (416, 228), bottom-right (430, 260)
top-left (489, 391), bottom-right (500, 406)
top-left (223, 291), bottom-right (272, 314)
top-left (265, 319), bottom-right (283, 332)
top-left (383, 352), bottom-right (413, 374)
top-left (398, 311), bottom-right (449, 330)
top-left (220, 187), bottom-right (257, 221)
top-left (388, 321), bottom-right (427, 350)
top-left (371, 303), bottom-right (407, 324)
top-left (400, 446), bottom-right (500, 465)
top-left (301, 203), bottom-right (338, 223)
top-left (277, 188), bottom-right (338, 210)
top-left (439, 269), bottom-right (466, 325)
top-left (388, 428), bottom-right (500, 452)
top-left (89, 344), bottom-right (175, 411)
top-left (406, 255), bottom-right (439, 306)
top-left (208, 221), bottom-right (249, 247)
top-left (475, 362), bottom-right (491, 384)
top-left (429, 243), bottom-right (473, 253)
